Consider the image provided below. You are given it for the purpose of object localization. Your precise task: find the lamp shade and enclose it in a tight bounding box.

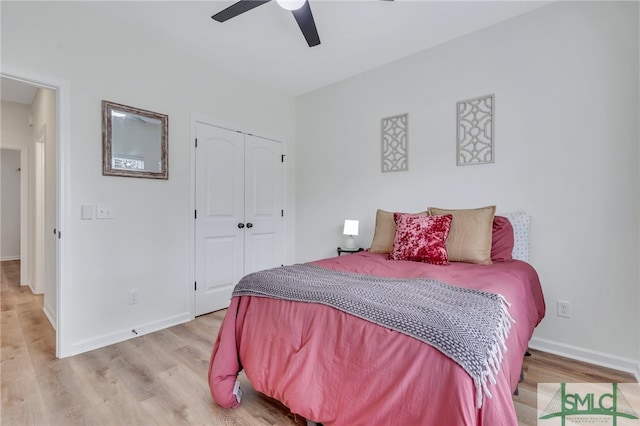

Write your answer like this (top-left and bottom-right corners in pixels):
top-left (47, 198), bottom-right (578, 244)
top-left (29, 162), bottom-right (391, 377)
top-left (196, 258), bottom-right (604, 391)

top-left (343, 220), bottom-right (359, 236)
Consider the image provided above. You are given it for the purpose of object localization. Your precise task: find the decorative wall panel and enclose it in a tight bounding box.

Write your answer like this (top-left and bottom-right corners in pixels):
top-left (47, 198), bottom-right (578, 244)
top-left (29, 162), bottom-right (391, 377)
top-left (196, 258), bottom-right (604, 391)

top-left (457, 94), bottom-right (494, 166)
top-left (381, 113), bottom-right (408, 172)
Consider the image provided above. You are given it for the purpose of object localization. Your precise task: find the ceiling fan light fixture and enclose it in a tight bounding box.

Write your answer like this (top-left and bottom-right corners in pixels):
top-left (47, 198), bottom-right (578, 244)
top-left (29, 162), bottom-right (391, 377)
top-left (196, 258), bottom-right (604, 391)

top-left (276, 0), bottom-right (306, 11)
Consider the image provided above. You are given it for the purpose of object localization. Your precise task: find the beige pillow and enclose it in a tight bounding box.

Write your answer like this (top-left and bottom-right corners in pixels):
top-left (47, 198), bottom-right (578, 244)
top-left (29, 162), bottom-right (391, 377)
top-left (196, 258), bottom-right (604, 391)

top-left (369, 209), bottom-right (427, 253)
top-left (427, 205), bottom-right (496, 265)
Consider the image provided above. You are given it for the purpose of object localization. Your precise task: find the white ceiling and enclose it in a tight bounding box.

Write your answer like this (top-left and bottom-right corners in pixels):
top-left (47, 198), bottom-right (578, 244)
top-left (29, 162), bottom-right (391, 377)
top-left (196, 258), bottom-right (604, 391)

top-left (80, 0), bottom-right (550, 96)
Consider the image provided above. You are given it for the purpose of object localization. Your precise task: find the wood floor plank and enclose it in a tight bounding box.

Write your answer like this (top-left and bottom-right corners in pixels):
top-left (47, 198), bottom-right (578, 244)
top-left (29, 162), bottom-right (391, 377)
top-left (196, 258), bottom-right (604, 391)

top-left (1, 375), bottom-right (49, 426)
top-left (170, 344), bottom-right (212, 377)
top-left (1, 260), bottom-right (637, 426)
top-left (66, 350), bottom-right (150, 424)
top-left (143, 327), bottom-right (189, 353)
top-left (119, 334), bottom-right (180, 375)
top-left (148, 364), bottom-right (225, 425)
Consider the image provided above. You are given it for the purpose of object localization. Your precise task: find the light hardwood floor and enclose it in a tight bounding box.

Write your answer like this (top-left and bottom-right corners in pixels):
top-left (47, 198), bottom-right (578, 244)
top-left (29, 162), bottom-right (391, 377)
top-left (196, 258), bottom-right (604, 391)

top-left (1, 260), bottom-right (636, 425)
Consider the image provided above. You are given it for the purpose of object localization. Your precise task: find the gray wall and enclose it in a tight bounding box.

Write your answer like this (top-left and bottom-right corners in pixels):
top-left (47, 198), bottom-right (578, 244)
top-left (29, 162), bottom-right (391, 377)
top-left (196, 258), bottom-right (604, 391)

top-left (1, 149), bottom-right (21, 260)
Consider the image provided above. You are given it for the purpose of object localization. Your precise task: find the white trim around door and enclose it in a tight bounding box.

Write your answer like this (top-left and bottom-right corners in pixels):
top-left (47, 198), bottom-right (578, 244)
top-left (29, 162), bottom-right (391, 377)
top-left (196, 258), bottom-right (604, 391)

top-left (1, 65), bottom-right (71, 358)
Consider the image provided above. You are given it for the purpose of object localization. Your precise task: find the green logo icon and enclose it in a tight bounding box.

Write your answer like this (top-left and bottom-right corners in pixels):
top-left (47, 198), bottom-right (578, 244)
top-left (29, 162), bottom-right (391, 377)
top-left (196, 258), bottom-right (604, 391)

top-left (540, 383), bottom-right (639, 425)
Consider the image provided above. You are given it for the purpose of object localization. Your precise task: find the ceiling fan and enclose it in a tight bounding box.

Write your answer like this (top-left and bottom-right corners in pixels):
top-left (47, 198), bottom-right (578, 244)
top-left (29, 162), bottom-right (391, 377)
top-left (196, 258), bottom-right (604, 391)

top-left (211, 0), bottom-right (321, 47)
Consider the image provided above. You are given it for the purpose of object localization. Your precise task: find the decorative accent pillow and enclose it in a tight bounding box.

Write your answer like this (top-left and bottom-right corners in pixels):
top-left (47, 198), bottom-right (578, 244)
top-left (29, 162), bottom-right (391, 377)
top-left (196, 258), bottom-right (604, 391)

top-left (388, 213), bottom-right (452, 265)
top-left (370, 209), bottom-right (427, 254)
top-left (427, 205), bottom-right (496, 265)
top-left (504, 212), bottom-right (530, 262)
top-left (491, 216), bottom-right (514, 262)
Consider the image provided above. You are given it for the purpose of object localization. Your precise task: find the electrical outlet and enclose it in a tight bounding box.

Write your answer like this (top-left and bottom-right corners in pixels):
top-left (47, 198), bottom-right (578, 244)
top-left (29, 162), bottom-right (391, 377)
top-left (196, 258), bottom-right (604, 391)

top-left (557, 300), bottom-right (571, 318)
top-left (96, 204), bottom-right (114, 219)
top-left (128, 289), bottom-right (139, 305)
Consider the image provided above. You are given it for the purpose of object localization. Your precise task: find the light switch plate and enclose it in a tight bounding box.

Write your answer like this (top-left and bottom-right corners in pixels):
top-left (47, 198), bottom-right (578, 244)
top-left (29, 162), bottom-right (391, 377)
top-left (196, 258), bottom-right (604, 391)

top-left (81, 205), bottom-right (93, 220)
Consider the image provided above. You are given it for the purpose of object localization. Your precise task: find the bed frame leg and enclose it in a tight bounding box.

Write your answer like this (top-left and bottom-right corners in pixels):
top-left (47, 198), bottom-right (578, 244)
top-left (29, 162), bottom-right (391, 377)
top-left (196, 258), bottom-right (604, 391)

top-left (514, 356), bottom-right (528, 396)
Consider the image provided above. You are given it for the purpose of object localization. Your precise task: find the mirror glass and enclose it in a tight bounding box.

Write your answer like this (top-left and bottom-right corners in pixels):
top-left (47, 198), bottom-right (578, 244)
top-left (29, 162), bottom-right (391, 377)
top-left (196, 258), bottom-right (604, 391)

top-left (102, 101), bottom-right (168, 179)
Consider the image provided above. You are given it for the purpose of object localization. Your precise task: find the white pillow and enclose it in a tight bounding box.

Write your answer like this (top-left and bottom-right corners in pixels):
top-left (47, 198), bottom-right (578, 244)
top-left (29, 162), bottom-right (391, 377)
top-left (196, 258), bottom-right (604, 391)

top-left (504, 212), bottom-right (530, 262)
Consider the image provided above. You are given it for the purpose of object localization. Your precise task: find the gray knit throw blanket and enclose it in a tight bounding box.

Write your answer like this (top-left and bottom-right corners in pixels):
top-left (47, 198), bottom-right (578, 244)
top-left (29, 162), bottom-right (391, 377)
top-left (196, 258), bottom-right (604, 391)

top-left (233, 263), bottom-right (515, 408)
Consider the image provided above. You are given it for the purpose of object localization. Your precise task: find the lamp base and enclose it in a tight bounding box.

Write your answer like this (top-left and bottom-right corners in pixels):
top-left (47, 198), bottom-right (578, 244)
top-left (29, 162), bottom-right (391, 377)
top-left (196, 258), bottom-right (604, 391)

top-left (344, 236), bottom-right (356, 249)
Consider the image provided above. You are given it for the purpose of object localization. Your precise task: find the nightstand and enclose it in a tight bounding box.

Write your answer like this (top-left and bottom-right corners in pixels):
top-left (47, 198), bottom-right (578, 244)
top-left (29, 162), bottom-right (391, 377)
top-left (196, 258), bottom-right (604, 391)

top-left (337, 247), bottom-right (364, 256)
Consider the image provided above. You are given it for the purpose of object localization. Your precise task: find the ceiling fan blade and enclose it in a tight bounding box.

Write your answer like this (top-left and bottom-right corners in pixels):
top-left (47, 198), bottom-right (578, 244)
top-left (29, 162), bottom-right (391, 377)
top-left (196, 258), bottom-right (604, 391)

top-left (291, 1), bottom-right (320, 47)
top-left (212, 0), bottom-right (271, 22)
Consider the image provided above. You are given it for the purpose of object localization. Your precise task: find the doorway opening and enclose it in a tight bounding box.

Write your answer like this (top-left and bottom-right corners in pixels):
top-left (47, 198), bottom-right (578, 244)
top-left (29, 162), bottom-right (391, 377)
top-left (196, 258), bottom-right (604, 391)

top-left (1, 71), bottom-right (68, 357)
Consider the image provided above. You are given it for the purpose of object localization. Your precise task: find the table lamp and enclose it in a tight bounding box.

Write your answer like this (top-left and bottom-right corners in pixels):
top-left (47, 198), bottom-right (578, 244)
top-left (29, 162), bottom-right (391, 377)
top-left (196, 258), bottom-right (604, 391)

top-left (343, 219), bottom-right (359, 249)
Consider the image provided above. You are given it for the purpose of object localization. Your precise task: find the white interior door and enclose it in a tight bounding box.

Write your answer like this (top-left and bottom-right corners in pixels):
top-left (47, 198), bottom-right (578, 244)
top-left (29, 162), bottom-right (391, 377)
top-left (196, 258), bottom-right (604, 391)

top-left (244, 135), bottom-right (283, 274)
top-left (194, 124), bottom-right (244, 316)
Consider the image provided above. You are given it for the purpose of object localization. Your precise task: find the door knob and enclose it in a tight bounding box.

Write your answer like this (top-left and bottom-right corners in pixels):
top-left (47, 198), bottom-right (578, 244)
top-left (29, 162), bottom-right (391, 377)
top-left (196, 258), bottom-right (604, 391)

top-left (246, 223), bottom-right (253, 228)
top-left (237, 223), bottom-right (245, 229)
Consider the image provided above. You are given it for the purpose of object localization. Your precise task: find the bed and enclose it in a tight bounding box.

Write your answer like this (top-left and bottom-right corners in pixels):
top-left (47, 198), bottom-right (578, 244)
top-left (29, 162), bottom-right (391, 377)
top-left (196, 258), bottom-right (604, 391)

top-left (208, 208), bottom-right (545, 425)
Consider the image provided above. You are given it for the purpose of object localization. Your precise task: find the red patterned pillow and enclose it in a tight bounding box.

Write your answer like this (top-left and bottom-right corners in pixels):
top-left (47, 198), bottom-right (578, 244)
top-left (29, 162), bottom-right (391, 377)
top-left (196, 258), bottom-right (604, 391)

top-left (388, 213), bottom-right (453, 265)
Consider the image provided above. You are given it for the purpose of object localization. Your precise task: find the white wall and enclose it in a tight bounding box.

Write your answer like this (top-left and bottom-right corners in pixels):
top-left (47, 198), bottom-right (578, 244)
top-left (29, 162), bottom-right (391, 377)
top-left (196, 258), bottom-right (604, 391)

top-left (1, 2), bottom-right (296, 356)
top-left (1, 101), bottom-right (32, 285)
top-left (0, 102), bottom-right (31, 262)
top-left (295, 1), bottom-right (640, 370)
top-left (1, 149), bottom-right (21, 260)
top-left (30, 88), bottom-right (57, 321)
top-left (0, 101), bottom-right (32, 147)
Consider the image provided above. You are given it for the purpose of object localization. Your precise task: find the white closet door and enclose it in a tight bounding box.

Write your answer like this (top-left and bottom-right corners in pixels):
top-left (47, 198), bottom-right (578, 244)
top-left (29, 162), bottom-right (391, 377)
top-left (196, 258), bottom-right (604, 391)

top-left (195, 123), bottom-right (245, 316)
top-left (244, 135), bottom-right (283, 275)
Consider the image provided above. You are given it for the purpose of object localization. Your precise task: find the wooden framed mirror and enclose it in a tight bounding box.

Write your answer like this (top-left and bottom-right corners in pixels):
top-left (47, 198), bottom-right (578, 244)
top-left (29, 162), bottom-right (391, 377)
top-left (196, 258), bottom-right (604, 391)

top-left (102, 100), bottom-right (168, 179)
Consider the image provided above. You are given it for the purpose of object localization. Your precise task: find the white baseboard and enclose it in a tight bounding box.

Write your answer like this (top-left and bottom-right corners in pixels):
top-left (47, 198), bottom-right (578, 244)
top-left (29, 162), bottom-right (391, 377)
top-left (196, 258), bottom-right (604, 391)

top-left (529, 337), bottom-right (640, 382)
top-left (42, 304), bottom-right (56, 330)
top-left (1, 255), bottom-right (20, 261)
top-left (65, 312), bottom-right (191, 358)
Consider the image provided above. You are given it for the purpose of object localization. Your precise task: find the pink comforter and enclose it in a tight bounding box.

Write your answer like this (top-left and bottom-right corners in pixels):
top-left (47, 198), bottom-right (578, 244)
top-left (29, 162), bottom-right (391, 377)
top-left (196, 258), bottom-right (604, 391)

top-left (208, 252), bottom-right (545, 425)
